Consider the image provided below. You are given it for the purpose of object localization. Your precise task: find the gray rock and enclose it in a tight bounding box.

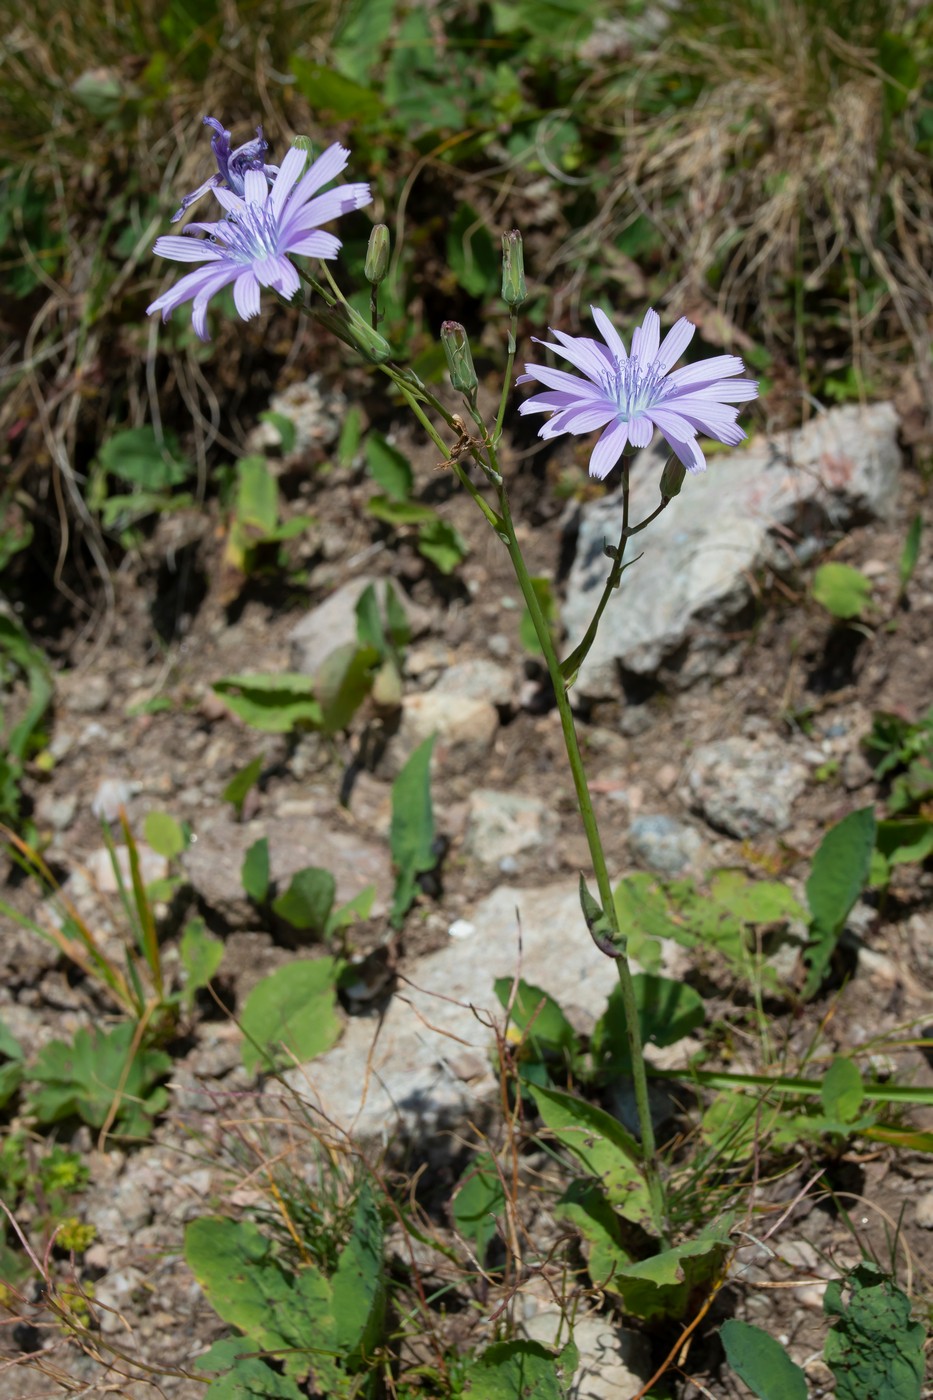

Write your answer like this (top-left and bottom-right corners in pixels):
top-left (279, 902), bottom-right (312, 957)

top-left (687, 737), bottom-right (808, 837)
top-left (378, 691), bottom-right (499, 779)
top-left (433, 658), bottom-right (514, 709)
top-left (464, 789), bottom-right (559, 867)
top-left (246, 373), bottom-right (346, 456)
top-left (289, 577), bottom-right (432, 678)
top-left (90, 776), bottom-right (141, 822)
top-left (183, 811), bottom-right (391, 927)
top-left (628, 813), bottom-right (702, 872)
top-left (34, 791), bottom-right (78, 832)
top-left (563, 402), bottom-right (901, 695)
top-left (523, 1309), bottom-right (651, 1398)
top-left (288, 879), bottom-right (674, 1140)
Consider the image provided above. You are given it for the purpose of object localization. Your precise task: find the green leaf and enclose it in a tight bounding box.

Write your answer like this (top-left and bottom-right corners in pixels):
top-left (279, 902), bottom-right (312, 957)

top-left (366, 494), bottom-right (435, 525)
top-left (823, 1262), bottom-right (924, 1400)
top-left (290, 58), bottom-right (384, 123)
top-left (812, 562), bottom-right (872, 620)
top-left (97, 427), bottom-right (192, 490)
top-left (554, 1178), bottom-right (633, 1288)
top-left (0, 1016), bottom-right (24, 1062)
top-left (242, 837), bottom-right (270, 905)
top-left (592, 974), bottom-right (704, 1074)
top-left (143, 810), bottom-right (187, 859)
top-left (179, 917), bottom-right (224, 1005)
top-left (222, 755), bottom-right (264, 819)
top-left (493, 978), bottom-right (579, 1060)
top-left (212, 674), bottom-right (323, 734)
top-left (337, 407), bottom-right (363, 468)
top-left (331, 1181), bottom-right (386, 1363)
top-left (389, 735), bottom-right (436, 928)
top-left (821, 1057), bottom-right (864, 1124)
top-left (519, 576), bottom-right (557, 655)
top-left (453, 1153), bottom-right (507, 1255)
top-left (580, 875), bottom-right (625, 957)
top-left (29, 1024), bottom-right (170, 1137)
top-left (417, 517), bottom-right (468, 574)
top-left (233, 455), bottom-right (278, 535)
top-left (529, 1084), bottom-right (652, 1226)
top-left (898, 514), bottom-right (923, 592)
top-left (464, 1339), bottom-right (568, 1399)
top-left (365, 432), bottom-right (413, 501)
top-left (874, 817), bottom-right (933, 869)
top-left (446, 204), bottom-right (499, 299)
top-left (721, 1319), bottom-right (808, 1400)
top-left (258, 411), bottom-right (298, 455)
top-left (327, 884), bottom-right (375, 935)
top-left (607, 1231), bottom-right (730, 1321)
top-left (804, 806), bottom-right (876, 998)
top-left (314, 643), bottom-right (379, 734)
top-left (272, 867), bottom-right (336, 935)
top-left (240, 959), bottom-right (342, 1073)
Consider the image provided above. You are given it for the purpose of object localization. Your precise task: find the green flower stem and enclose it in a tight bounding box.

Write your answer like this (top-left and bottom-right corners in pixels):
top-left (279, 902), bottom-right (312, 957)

top-left (492, 308), bottom-right (519, 446)
top-left (483, 441), bottom-right (667, 1238)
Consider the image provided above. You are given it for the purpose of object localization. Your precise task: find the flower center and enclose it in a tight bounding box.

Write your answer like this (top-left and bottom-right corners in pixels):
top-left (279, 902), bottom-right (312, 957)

top-left (219, 201), bottom-right (282, 265)
top-left (607, 355), bottom-right (669, 420)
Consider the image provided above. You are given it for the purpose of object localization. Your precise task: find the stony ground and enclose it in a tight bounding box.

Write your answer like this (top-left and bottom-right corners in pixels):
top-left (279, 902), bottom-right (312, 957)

top-left (2, 384), bottom-right (933, 1398)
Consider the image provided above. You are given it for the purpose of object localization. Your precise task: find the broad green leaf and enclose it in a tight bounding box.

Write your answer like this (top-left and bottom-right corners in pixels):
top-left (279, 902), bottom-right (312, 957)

top-left (314, 643), bottom-right (379, 734)
top-left (384, 581), bottom-right (410, 649)
top-left (337, 406), bottom-right (363, 467)
top-left (355, 584), bottom-right (385, 655)
top-left (366, 494), bottom-right (435, 525)
top-left (529, 1084), bottom-right (651, 1225)
top-left (143, 810), bottom-right (187, 859)
top-left (417, 517), bottom-right (468, 574)
top-left (240, 958), bottom-right (342, 1073)
top-left (272, 867), bottom-right (336, 935)
top-left (222, 755), bottom-right (264, 818)
top-left (180, 917), bottom-right (224, 1004)
top-left (446, 204), bottom-right (499, 299)
top-left (554, 1179), bottom-right (634, 1288)
top-left (365, 432), bottom-right (413, 501)
top-left (258, 411), bottom-right (298, 455)
top-left (464, 1339), bottom-right (568, 1399)
top-left (29, 1024), bottom-right (170, 1137)
top-left (812, 562), bottom-right (872, 620)
top-left (874, 817), bottom-right (933, 870)
top-left (721, 1319), bottom-right (808, 1399)
top-left (453, 1153), bottom-right (507, 1255)
top-left (389, 735), bottom-right (436, 928)
top-left (233, 455), bottom-right (278, 534)
top-left (804, 806), bottom-right (876, 998)
top-left (213, 674), bottom-right (323, 734)
top-left (290, 57), bottom-right (383, 123)
top-left (97, 427), bottom-right (192, 490)
top-left (493, 978), bottom-right (579, 1059)
top-left (824, 1262), bottom-right (924, 1400)
top-left (821, 1057), bottom-right (864, 1123)
top-left (327, 884), bottom-right (375, 934)
top-left (242, 837), bottom-right (270, 904)
top-left (592, 974), bottom-right (704, 1074)
top-left (608, 1232), bottom-right (730, 1321)
top-left (331, 1182), bottom-right (386, 1363)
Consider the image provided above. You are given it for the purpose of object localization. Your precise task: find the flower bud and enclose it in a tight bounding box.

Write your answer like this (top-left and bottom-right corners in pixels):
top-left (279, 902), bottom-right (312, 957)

top-left (313, 301), bottom-right (392, 363)
top-left (291, 135), bottom-right (314, 176)
top-left (659, 455), bottom-right (687, 501)
top-left (364, 224), bottom-right (390, 285)
top-left (501, 229), bottom-right (527, 308)
top-left (441, 321), bottom-right (478, 397)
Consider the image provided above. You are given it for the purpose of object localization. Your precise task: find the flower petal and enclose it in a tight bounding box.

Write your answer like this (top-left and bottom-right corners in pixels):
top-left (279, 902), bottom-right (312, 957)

top-left (664, 355), bottom-right (746, 388)
top-left (590, 306), bottom-right (628, 364)
top-left (546, 328), bottom-right (614, 383)
top-left (269, 145), bottom-right (307, 217)
top-left (540, 403), bottom-right (618, 438)
top-left (654, 316), bottom-right (695, 372)
top-left (631, 308), bottom-right (660, 365)
top-left (152, 234), bottom-right (222, 264)
top-left (280, 185), bottom-right (371, 241)
top-left (627, 415), bottom-right (654, 449)
top-left (289, 143), bottom-right (350, 211)
top-left (519, 362), bottom-right (609, 400)
top-left (285, 231), bottom-right (342, 260)
top-left (233, 269), bottom-right (262, 320)
top-left (663, 432), bottom-right (707, 474)
top-left (515, 390), bottom-right (581, 415)
top-left (589, 420), bottom-right (629, 479)
top-left (243, 169), bottom-right (269, 206)
top-left (211, 186), bottom-right (247, 217)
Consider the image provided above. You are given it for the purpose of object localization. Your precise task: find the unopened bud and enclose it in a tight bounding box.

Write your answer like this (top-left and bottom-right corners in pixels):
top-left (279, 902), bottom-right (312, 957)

top-left (291, 135), bottom-right (314, 176)
top-left (364, 224), bottom-right (390, 284)
top-left (501, 229), bottom-right (527, 308)
top-left (659, 456), bottom-right (687, 501)
top-left (441, 321), bottom-right (478, 397)
top-left (313, 301), bottom-right (392, 364)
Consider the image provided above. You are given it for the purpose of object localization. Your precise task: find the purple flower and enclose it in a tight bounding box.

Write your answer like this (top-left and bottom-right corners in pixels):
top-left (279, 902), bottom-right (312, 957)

top-left (517, 307), bottom-right (758, 479)
top-left (147, 143), bottom-right (372, 341)
top-left (171, 116), bottom-right (278, 222)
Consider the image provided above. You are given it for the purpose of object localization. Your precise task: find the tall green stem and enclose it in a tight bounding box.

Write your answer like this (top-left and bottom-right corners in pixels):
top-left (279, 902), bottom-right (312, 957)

top-left (485, 444), bottom-right (667, 1237)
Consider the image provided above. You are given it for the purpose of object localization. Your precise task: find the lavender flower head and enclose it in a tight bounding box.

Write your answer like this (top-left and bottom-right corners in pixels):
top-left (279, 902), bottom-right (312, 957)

top-left (518, 307), bottom-right (758, 479)
top-left (171, 116), bottom-right (278, 222)
top-left (147, 139), bottom-right (372, 341)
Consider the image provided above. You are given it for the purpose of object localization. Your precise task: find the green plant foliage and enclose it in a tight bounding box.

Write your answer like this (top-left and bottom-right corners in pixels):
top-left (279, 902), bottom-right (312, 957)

top-left (820, 1057), bottom-right (864, 1124)
top-left (898, 513), bottom-right (923, 599)
top-left (356, 581), bottom-right (411, 657)
top-left (529, 1083), bottom-right (652, 1226)
top-left (222, 755), bottom-right (264, 818)
top-left (870, 817), bottom-right (933, 887)
top-left (389, 735), bottom-right (436, 928)
top-left (212, 674), bottom-right (323, 733)
top-left (417, 516), bottom-right (469, 574)
top-left (143, 809), bottom-right (189, 859)
top-left (823, 1263), bottom-right (925, 1400)
top-left (242, 837), bottom-right (270, 904)
top-left (365, 431), bottom-right (413, 500)
top-left (463, 1339), bottom-right (575, 1399)
top-left (272, 867), bottom-right (337, 935)
top-left (591, 974), bottom-right (705, 1075)
top-left (196, 1338), bottom-right (305, 1400)
top-left (803, 806), bottom-right (876, 998)
top-left (864, 706), bottom-right (933, 814)
top-left (721, 1319), bottom-right (808, 1399)
top-left (186, 1182), bottom-right (384, 1395)
top-left (493, 977), bottom-right (580, 1062)
top-left (314, 642), bottom-right (380, 734)
top-left (96, 426), bottom-right (193, 490)
top-left (239, 958), bottom-right (342, 1073)
top-left (453, 1153), bottom-right (507, 1256)
top-left (29, 1023), bottom-right (171, 1138)
top-left (812, 562), bottom-right (873, 620)
top-left (225, 455), bottom-right (313, 576)
top-left (0, 1018), bottom-right (25, 1108)
top-left (179, 917), bottom-right (224, 1007)
top-left (0, 612), bottom-right (53, 828)
top-left (519, 576), bottom-right (558, 654)
top-left (258, 410), bottom-right (298, 454)
top-left (447, 203), bottom-right (499, 298)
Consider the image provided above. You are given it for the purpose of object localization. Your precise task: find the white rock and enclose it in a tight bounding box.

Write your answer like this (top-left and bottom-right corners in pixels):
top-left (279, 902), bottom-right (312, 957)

top-left (464, 789), bottom-right (559, 866)
top-left (687, 736), bottom-right (809, 837)
top-left (378, 692), bottom-right (499, 779)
